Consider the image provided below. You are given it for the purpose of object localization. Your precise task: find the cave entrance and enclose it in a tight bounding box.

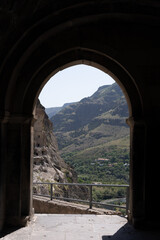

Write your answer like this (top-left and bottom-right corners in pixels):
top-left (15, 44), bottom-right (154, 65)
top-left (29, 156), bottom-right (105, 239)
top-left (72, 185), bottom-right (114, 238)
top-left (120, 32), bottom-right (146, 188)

top-left (33, 64), bottom-right (130, 216)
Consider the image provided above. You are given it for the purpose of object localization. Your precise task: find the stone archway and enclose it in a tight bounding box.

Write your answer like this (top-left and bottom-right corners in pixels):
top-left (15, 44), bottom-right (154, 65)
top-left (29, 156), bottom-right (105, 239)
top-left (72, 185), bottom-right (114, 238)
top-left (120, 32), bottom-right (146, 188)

top-left (0, 0), bottom-right (160, 231)
top-left (0, 49), bottom-right (143, 228)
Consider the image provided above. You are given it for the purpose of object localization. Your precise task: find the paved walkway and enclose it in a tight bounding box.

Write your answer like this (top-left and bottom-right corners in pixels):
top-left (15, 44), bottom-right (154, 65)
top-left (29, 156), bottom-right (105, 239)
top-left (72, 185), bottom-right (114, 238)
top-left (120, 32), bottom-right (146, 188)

top-left (1, 214), bottom-right (160, 240)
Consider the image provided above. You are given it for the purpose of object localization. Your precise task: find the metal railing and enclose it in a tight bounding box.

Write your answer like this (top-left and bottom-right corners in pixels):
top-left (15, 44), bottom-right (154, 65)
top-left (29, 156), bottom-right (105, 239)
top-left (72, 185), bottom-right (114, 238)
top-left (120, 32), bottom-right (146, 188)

top-left (33, 182), bottom-right (129, 215)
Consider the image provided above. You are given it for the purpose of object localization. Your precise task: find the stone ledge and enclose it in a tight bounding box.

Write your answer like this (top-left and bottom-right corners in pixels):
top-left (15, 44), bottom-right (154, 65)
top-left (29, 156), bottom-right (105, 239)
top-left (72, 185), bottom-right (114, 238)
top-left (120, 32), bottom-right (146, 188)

top-left (33, 196), bottom-right (119, 215)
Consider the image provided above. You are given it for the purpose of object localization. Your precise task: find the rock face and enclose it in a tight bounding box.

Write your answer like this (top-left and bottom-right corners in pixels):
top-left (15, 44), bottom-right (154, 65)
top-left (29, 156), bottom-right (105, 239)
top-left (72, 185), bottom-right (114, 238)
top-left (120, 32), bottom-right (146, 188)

top-left (33, 100), bottom-right (88, 199)
top-left (33, 100), bottom-right (75, 183)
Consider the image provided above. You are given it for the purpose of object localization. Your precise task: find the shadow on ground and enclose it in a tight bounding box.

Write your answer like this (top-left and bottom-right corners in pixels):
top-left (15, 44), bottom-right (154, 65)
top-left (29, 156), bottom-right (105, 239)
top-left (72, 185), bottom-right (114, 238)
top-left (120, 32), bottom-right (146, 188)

top-left (0, 226), bottom-right (22, 238)
top-left (102, 223), bottom-right (160, 240)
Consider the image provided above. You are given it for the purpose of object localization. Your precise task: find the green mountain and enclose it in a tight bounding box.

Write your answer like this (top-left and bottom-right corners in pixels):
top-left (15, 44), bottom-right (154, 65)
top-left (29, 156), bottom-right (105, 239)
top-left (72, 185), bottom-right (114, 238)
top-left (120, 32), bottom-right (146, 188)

top-left (50, 83), bottom-right (130, 184)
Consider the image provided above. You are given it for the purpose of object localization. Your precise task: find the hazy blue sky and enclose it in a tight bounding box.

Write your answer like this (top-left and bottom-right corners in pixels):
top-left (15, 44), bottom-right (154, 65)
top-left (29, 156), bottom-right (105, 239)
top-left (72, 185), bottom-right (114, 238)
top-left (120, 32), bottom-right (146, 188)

top-left (39, 64), bottom-right (115, 108)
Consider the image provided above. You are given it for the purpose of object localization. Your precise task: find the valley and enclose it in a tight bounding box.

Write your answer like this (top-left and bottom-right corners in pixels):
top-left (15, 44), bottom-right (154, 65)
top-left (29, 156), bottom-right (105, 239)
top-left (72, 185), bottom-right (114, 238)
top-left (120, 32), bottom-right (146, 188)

top-left (48, 83), bottom-right (130, 186)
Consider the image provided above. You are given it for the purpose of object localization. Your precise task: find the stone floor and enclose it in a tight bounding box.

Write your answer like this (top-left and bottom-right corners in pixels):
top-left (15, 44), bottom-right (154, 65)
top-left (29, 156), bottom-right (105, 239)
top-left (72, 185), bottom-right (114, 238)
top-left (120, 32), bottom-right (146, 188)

top-left (1, 214), bottom-right (160, 240)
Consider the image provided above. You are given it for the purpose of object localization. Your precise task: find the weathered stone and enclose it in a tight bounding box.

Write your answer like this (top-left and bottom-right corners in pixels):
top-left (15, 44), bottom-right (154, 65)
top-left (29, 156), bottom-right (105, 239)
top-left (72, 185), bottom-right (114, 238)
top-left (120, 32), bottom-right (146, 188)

top-left (33, 100), bottom-right (88, 200)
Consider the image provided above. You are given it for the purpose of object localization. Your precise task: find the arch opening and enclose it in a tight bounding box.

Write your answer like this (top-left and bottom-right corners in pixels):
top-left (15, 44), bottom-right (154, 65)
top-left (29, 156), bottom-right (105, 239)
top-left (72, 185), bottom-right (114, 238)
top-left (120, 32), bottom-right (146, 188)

top-left (33, 63), bottom-right (130, 216)
top-left (0, 45), bottom-right (144, 230)
top-left (0, 45), bottom-right (147, 233)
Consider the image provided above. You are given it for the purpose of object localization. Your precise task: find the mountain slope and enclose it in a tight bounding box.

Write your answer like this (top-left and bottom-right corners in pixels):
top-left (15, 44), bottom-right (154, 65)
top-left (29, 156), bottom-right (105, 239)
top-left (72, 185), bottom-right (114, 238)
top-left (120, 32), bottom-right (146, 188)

top-left (50, 83), bottom-right (130, 184)
top-left (51, 83), bottom-right (129, 153)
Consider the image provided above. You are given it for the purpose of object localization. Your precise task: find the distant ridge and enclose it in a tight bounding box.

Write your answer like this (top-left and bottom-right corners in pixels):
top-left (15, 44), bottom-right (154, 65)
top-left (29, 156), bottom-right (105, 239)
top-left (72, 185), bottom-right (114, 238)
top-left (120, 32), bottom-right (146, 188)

top-left (45, 102), bottom-right (75, 118)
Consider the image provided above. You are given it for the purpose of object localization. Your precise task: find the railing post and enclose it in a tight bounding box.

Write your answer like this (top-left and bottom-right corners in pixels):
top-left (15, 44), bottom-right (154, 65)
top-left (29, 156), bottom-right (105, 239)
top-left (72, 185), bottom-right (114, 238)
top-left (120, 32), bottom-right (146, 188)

top-left (89, 185), bottom-right (92, 209)
top-left (126, 186), bottom-right (129, 216)
top-left (50, 183), bottom-right (53, 200)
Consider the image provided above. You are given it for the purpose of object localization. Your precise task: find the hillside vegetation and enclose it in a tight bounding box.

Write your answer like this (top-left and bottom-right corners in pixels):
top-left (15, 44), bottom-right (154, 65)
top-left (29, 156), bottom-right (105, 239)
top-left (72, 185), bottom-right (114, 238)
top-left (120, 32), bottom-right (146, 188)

top-left (49, 83), bottom-right (130, 185)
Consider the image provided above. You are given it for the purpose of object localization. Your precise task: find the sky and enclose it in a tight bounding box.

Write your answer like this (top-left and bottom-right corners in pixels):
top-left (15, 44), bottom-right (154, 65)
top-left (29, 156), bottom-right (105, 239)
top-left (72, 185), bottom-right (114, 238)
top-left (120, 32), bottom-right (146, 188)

top-left (39, 64), bottom-right (115, 108)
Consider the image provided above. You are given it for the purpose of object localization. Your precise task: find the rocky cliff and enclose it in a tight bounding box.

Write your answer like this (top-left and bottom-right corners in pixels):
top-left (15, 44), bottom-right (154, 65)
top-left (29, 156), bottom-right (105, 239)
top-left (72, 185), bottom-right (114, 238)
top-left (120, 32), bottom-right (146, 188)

top-left (33, 100), bottom-right (88, 199)
top-left (33, 100), bottom-right (76, 183)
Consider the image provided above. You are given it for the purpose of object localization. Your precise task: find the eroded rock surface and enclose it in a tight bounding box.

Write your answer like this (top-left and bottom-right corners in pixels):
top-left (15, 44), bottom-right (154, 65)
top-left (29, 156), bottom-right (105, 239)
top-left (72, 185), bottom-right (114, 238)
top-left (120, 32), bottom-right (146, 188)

top-left (33, 100), bottom-right (88, 199)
